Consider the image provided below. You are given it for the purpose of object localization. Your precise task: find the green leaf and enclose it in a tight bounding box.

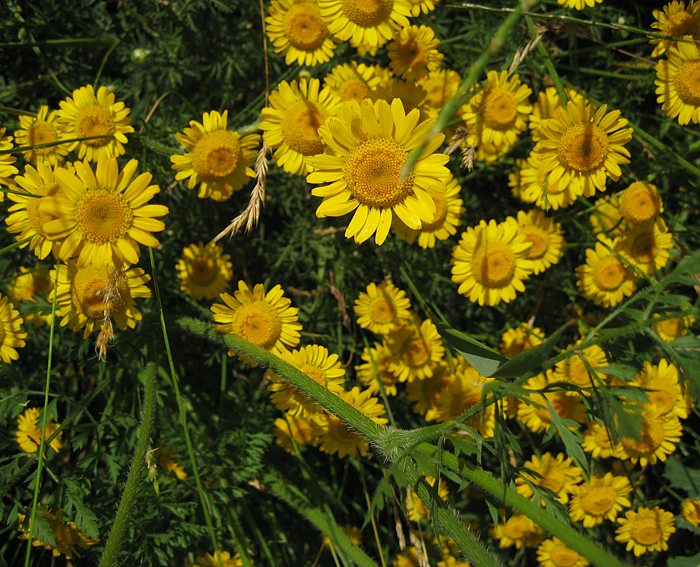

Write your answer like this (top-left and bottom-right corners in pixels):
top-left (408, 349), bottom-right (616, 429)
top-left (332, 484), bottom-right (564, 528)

top-left (668, 552), bottom-right (700, 567)
top-left (546, 402), bottom-right (588, 472)
top-left (664, 458), bottom-right (700, 496)
top-left (437, 323), bottom-right (507, 377)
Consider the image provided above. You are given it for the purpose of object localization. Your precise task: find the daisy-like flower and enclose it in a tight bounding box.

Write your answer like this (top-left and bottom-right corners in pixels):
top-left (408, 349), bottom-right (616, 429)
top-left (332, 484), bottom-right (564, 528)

top-left (656, 38), bottom-right (700, 125)
top-left (0, 295), bottom-right (27, 363)
top-left (653, 311), bottom-right (695, 342)
top-left (628, 358), bottom-right (691, 419)
top-left (463, 70), bottom-right (532, 149)
top-left (409, 0), bottom-right (438, 16)
top-left (568, 472), bottom-right (632, 527)
top-left (0, 128), bottom-right (19, 189)
top-left (406, 360), bottom-right (454, 421)
top-left (394, 175), bottom-right (465, 249)
top-left (536, 98), bottom-right (632, 199)
top-left (157, 446), bottom-right (187, 480)
top-left (515, 452), bottom-right (583, 505)
top-left (267, 344), bottom-right (345, 415)
top-left (529, 87), bottom-right (586, 142)
top-left (394, 547), bottom-right (421, 567)
top-left (176, 241), bottom-right (233, 300)
top-left (406, 476), bottom-right (449, 521)
top-left (18, 506), bottom-right (98, 560)
top-left (576, 237), bottom-right (637, 308)
top-left (516, 209), bottom-right (564, 275)
top-left (491, 513), bottom-right (545, 549)
top-left (8, 265), bottom-right (52, 327)
top-left (324, 62), bottom-right (383, 102)
top-left (589, 193), bottom-right (623, 236)
top-left (557, 0), bottom-right (604, 9)
top-left (418, 69), bottom-right (462, 121)
top-left (16, 407), bottom-right (63, 454)
top-left (41, 157), bottom-right (169, 267)
top-left (171, 110), bottom-right (259, 201)
top-left (451, 217), bottom-right (534, 306)
top-left (211, 280), bottom-right (302, 356)
top-left (517, 373), bottom-right (587, 434)
top-left (511, 151), bottom-right (578, 210)
top-left (387, 25), bottom-right (443, 81)
top-left (356, 342), bottom-right (401, 396)
top-left (619, 181), bottom-right (663, 225)
top-left (354, 281), bottom-right (412, 334)
top-left (266, 0), bottom-right (336, 66)
top-left (259, 78), bottom-right (340, 176)
top-left (316, 386), bottom-right (388, 458)
top-left (650, 1), bottom-right (700, 57)
top-left (318, 0), bottom-right (412, 56)
top-left (681, 498), bottom-right (700, 526)
top-left (386, 316), bottom-right (445, 382)
top-left (435, 364), bottom-right (495, 437)
top-left (552, 343), bottom-right (608, 390)
top-left (51, 260), bottom-right (151, 338)
top-left (5, 163), bottom-right (64, 260)
top-left (581, 420), bottom-right (621, 459)
top-left (308, 98), bottom-right (450, 245)
top-left (615, 506), bottom-right (676, 557)
top-left (500, 323), bottom-right (544, 358)
top-left (374, 78), bottom-right (428, 117)
top-left (616, 219), bottom-right (673, 275)
top-left (14, 105), bottom-right (69, 165)
top-left (537, 538), bottom-right (589, 567)
top-left (193, 551), bottom-right (244, 567)
top-left (274, 414), bottom-right (317, 454)
top-left (57, 84), bottom-right (134, 162)
top-left (617, 406), bottom-right (682, 467)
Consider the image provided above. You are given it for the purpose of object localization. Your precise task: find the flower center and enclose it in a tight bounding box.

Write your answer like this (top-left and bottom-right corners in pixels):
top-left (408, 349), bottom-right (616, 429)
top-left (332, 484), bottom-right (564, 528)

top-left (557, 123), bottom-right (608, 172)
top-left (644, 380), bottom-right (675, 415)
top-left (656, 318), bottom-right (681, 338)
top-left (549, 546), bottom-right (580, 567)
top-left (396, 39), bottom-right (426, 68)
top-left (503, 518), bottom-right (529, 539)
top-left (284, 3), bottom-right (328, 50)
top-left (280, 100), bottom-right (326, 156)
top-left (188, 258), bottom-right (217, 285)
top-left (592, 255), bottom-right (625, 291)
top-left (521, 226), bottom-right (548, 259)
top-left (76, 190), bottom-right (133, 244)
top-left (74, 104), bottom-right (114, 146)
top-left (299, 363), bottom-right (327, 386)
top-left (621, 416), bottom-right (664, 453)
top-left (72, 265), bottom-right (128, 319)
top-left (472, 242), bottom-right (516, 288)
top-left (537, 468), bottom-right (567, 493)
top-left (29, 120), bottom-right (58, 150)
top-left (345, 138), bottom-right (414, 208)
top-left (566, 357), bottom-right (591, 387)
top-left (338, 79), bottom-right (371, 102)
top-left (230, 301), bottom-right (282, 350)
top-left (483, 87), bottom-right (517, 130)
top-left (630, 518), bottom-right (662, 546)
top-left (369, 297), bottom-right (395, 323)
top-left (191, 130), bottom-right (241, 178)
top-left (28, 182), bottom-right (61, 235)
top-left (621, 183), bottom-right (660, 223)
top-left (630, 232), bottom-right (656, 263)
top-left (580, 486), bottom-right (616, 516)
top-left (420, 195), bottom-right (448, 232)
top-left (666, 12), bottom-right (698, 41)
top-left (674, 59), bottom-right (700, 106)
top-left (403, 337), bottom-right (429, 367)
top-left (341, 0), bottom-right (394, 28)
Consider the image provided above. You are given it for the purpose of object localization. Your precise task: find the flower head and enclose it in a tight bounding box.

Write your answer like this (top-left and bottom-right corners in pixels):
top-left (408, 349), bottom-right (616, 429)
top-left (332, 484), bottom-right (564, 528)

top-left (16, 407), bottom-right (63, 454)
top-left (193, 551), bottom-right (243, 567)
top-left (576, 238), bottom-right (637, 308)
top-left (356, 342), bottom-right (401, 396)
top-left (354, 281), bottom-right (411, 334)
top-left (18, 506), bottom-right (97, 559)
top-left (324, 62), bottom-right (383, 102)
top-left (14, 105), bottom-right (69, 165)
top-left (176, 242), bottom-right (233, 300)
top-left (537, 538), bottom-right (589, 567)
top-left (491, 513), bottom-right (544, 549)
top-left (387, 25), bottom-right (443, 81)
top-left (386, 316), bottom-right (445, 382)
top-left (0, 295), bottom-right (27, 363)
top-left (568, 473), bottom-right (632, 527)
top-left (655, 38), bottom-right (700, 125)
top-left (619, 181), bottom-right (663, 225)
top-left (516, 209), bottom-right (564, 275)
top-left (650, 1), bottom-right (700, 57)
top-left (615, 506), bottom-right (676, 557)
top-left (515, 452), bottom-right (582, 505)
top-left (0, 128), bottom-right (19, 189)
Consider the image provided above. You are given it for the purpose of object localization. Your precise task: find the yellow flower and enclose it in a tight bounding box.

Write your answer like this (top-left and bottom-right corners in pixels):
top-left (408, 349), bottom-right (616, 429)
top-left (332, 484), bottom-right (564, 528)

top-left (41, 157), bottom-right (169, 267)
top-left (171, 110), bottom-right (259, 201)
top-left (409, 0), bottom-right (438, 17)
top-left (8, 264), bottom-right (52, 326)
top-left (406, 360), bottom-right (454, 421)
top-left (308, 98), bottom-right (450, 245)
top-left (576, 237), bottom-right (637, 308)
top-left (528, 87), bottom-right (586, 142)
top-left (193, 550), bottom-right (244, 567)
top-left (617, 406), bottom-right (682, 467)
top-left (517, 373), bottom-right (587, 434)
top-left (316, 386), bottom-right (387, 458)
top-left (394, 175), bottom-right (465, 249)
top-left (386, 316), bottom-right (445, 382)
top-left (274, 414), bottom-right (317, 454)
top-left (16, 407), bottom-right (63, 454)
top-left (51, 261), bottom-right (151, 338)
top-left (0, 128), bottom-right (19, 190)
top-left (14, 105), bottom-right (69, 165)
top-left (568, 473), bottom-right (632, 527)
top-left (552, 343), bottom-right (608, 390)
top-left (557, 0), bottom-right (603, 8)
top-left (57, 84), bottom-right (134, 162)
top-left (655, 38), bottom-right (700, 125)
top-left (589, 192), bottom-right (623, 236)
top-left (435, 364), bottom-right (496, 437)
top-left (324, 62), bottom-right (383, 102)
top-left (387, 25), bottom-right (443, 81)
top-left (356, 342), bottom-right (401, 396)
top-left (18, 506), bottom-right (97, 560)
top-left (157, 446), bottom-right (187, 480)
top-left (176, 242), bottom-right (233, 300)
top-left (374, 78), bottom-right (428, 117)
top-left (615, 506), bottom-right (676, 557)
top-left (650, 1), bottom-right (700, 57)
top-left (627, 358), bottom-right (691, 419)
top-left (616, 219), bottom-right (673, 275)
top-left (267, 344), bottom-right (345, 415)
top-left (259, 78), bottom-right (340, 176)
top-left (418, 68), bottom-right (462, 121)
top-left (536, 98), bottom-right (632, 199)
top-left (581, 420), bottom-right (622, 459)
top-left (393, 547), bottom-right (421, 567)
top-left (619, 181), bottom-right (663, 225)
top-left (318, 0), bottom-right (412, 56)
top-left (500, 323), bottom-right (544, 358)
top-left (406, 476), bottom-right (449, 521)
top-left (266, 0), bottom-right (336, 66)
top-left (653, 311), bottom-right (695, 341)
top-left (491, 513), bottom-right (544, 549)
top-left (681, 498), bottom-right (700, 526)
top-left (537, 538), bottom-right (589, 567)
top-left (0, 295), bottom-right (27, 363)
top-left (462, 70), bottom-right (532, 149)
top-left (451, 217), bottom-right (534, 306)
top-left (354, 280), bottom-right (412, 334)
top-left (516, 209), bottom-right (564, 275)
top-left (515, 452), bottom-right (582, 505)
top-left (211, 280), bottom-right (302, 356)
top-left (511, 151), bottom-right (579, 210)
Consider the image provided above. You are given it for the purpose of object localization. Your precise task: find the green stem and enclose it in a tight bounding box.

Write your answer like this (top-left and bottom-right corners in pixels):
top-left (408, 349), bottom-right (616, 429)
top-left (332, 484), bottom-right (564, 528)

top-left (98, 364), bottom-right (157, 567)
top-left (0, 237), bottom-right (32, 256)
top-left (0, 37), bottom-right (117, 48)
